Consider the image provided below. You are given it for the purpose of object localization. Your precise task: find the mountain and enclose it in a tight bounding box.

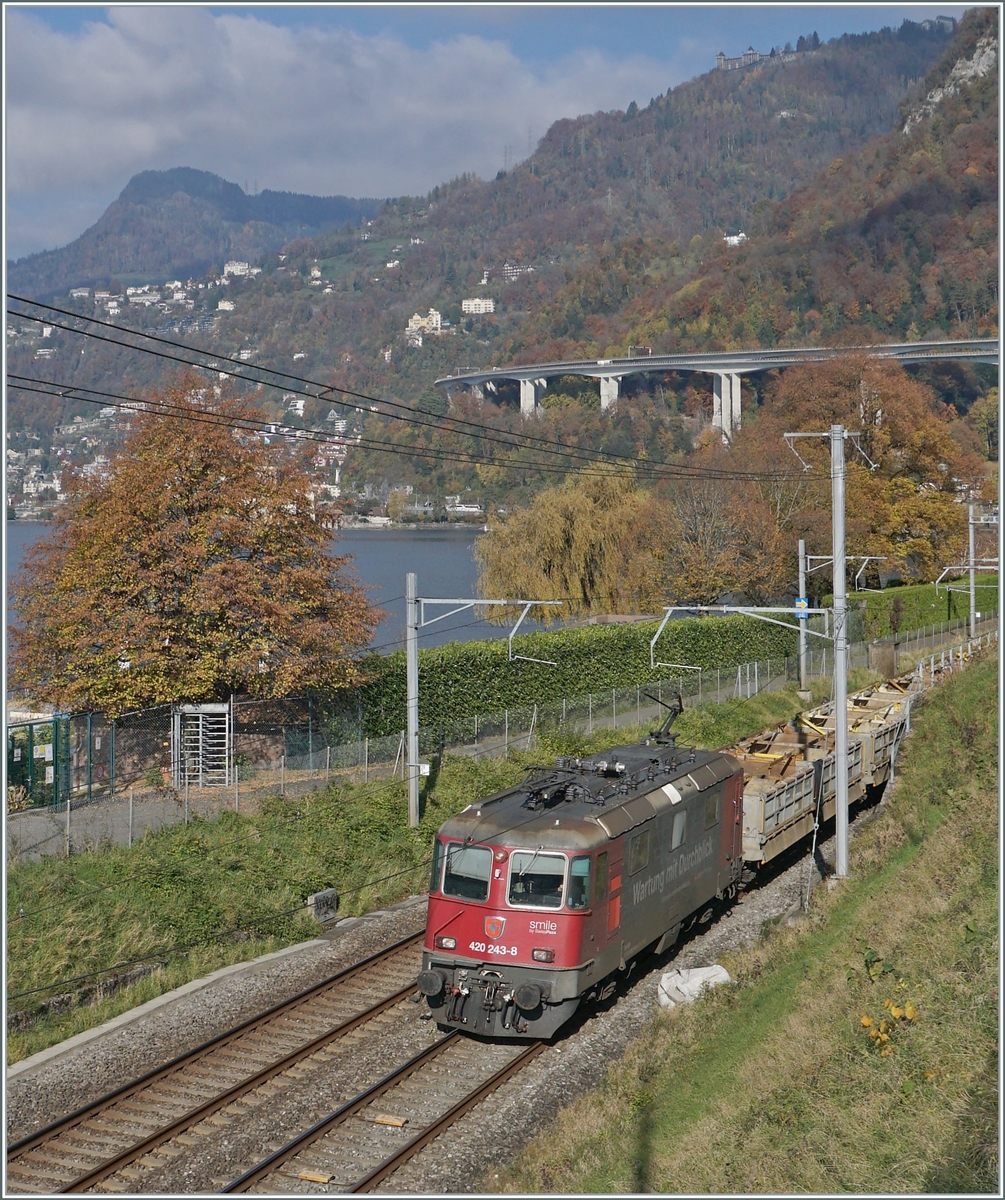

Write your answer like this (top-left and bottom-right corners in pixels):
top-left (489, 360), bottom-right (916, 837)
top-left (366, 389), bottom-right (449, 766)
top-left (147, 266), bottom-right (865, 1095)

top-left (614, 7), bottom-right (997, 361)
top-left (6, 168), bottom-right (383, 298)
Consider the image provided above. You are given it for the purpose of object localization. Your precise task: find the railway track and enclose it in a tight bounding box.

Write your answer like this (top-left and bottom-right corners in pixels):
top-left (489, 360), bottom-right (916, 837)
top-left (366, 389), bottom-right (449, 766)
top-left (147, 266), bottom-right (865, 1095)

top-left (6, 933), bottom-right (424, 1195)
top-left (223, 1032), bottom-right (545, 1194)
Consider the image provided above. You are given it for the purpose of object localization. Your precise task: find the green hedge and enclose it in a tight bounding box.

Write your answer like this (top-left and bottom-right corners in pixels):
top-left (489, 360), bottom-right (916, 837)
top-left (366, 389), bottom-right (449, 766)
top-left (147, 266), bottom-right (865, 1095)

top-left (842, 576), bottom-right (999, 641)
top-left (352, 616), bottom-right (797, 738)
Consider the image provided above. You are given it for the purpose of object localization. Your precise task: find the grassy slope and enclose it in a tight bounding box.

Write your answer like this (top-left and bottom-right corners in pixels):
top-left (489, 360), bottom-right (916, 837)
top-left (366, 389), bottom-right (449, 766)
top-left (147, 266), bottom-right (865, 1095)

top-left (490, 652), bottom-right (999, 1194)
top-left (6, 683), bottom-right (816, 1064)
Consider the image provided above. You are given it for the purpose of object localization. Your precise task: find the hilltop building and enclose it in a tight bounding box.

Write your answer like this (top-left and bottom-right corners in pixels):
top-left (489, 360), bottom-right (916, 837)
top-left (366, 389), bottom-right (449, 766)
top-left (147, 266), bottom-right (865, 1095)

top-left (716, 46), bottom-right (764, 70)
top-left (716, 41), bottom-right (807, 71)
top-left (462, 297), bottom-right (495, 314)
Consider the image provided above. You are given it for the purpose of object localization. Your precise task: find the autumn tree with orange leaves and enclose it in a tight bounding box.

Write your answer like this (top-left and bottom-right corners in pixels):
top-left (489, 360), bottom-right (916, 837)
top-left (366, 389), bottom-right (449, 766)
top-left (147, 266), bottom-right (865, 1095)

top-left (737, 357), bottom-right (990, 584)
top-left (9, 382), bottom-right (377, 716)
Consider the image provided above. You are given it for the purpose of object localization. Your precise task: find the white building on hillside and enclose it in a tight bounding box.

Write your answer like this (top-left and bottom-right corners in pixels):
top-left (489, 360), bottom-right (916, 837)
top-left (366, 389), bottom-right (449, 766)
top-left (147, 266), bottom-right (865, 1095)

top-left (462, 297), bottom-right (495, 314)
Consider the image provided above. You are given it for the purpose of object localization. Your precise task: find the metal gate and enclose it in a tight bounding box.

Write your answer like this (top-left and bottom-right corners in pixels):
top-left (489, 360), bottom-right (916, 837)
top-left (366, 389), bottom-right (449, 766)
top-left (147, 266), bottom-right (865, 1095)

top-left (6, 716), bottom-right (70, 810)
top-left (172, 703), bottom-right (231, 788)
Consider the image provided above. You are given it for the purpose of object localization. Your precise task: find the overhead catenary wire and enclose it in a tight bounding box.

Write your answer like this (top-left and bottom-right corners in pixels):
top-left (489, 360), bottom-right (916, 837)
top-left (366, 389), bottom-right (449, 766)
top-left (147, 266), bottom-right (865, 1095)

top-left (7, 295), bottom-right (804, 483)
top-left (7, 377), bottom-right (661, 482)
top-left (9, 294), bottom-right (803, 481)
top-left (10, 295), bottom-right (617, 462)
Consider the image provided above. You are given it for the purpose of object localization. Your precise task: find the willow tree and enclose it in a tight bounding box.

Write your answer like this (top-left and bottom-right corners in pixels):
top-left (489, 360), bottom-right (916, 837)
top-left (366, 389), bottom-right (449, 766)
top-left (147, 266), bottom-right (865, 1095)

top-left (475, 469), bottom-right (667, 618)
top-left (9, 381), bottom-right (377, 716)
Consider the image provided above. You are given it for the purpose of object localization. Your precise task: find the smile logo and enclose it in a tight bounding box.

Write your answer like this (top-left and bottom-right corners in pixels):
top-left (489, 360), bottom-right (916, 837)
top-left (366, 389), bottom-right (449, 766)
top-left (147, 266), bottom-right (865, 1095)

top-left (484, 916), bottom-right (506, 939)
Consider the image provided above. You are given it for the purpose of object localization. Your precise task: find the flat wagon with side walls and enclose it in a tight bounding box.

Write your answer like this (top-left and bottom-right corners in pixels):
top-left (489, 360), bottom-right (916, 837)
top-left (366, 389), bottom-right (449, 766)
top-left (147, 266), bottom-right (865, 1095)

top-left (733, 681), bottom-right (911, 864)
top-left (418, 681), bottom-right (915, 1038)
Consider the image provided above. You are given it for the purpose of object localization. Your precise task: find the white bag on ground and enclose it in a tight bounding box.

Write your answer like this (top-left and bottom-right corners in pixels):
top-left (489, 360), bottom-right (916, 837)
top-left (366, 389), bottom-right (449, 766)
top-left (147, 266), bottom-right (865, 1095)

top-left (657, 965), bottom-right (731, 1013)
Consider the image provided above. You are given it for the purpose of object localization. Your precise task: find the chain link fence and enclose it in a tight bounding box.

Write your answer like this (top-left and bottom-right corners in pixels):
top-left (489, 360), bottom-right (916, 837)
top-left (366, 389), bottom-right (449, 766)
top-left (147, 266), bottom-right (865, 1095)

top-left (7, 614), bottom-right (996, 862)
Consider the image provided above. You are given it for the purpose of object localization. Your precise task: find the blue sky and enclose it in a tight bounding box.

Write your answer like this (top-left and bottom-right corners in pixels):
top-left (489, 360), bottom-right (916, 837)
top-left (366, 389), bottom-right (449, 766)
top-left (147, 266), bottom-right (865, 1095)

top-left (5, 4), bottom-right (970, 258)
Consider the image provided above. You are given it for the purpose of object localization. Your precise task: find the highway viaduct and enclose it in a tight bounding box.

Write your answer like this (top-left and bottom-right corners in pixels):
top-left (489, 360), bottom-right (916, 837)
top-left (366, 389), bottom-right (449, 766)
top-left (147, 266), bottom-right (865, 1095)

top-left (435, 339), bottom-right (998, 441)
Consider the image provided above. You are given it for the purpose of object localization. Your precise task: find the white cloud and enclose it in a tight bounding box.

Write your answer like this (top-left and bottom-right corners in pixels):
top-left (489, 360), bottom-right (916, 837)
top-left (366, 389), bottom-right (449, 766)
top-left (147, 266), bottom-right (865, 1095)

top-left (5, 7), bottom-right (674, 255)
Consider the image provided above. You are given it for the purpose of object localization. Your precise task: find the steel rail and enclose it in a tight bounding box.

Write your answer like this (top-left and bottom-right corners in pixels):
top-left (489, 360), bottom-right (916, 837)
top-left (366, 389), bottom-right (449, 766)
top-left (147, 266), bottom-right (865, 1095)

top-left (346, 1041), bottom-right (546, 1193)
top-left (7, 931), bottom-right (423, 1190)
top-left (61, 982), bottom-right (419, 1193)
top-left (220, 1032), bottom-right (460, 1192)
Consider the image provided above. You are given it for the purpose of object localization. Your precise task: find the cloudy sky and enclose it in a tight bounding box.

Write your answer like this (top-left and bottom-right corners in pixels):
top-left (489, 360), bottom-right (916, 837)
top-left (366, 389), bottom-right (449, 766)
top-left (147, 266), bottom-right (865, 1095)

top-left (5, 3), bottom-right (968, 260)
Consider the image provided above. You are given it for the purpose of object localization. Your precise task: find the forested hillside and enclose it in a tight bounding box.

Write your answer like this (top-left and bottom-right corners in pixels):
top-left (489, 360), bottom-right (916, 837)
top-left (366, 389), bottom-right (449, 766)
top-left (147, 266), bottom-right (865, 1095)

top-left (617, 7), bottom-right (998, 355)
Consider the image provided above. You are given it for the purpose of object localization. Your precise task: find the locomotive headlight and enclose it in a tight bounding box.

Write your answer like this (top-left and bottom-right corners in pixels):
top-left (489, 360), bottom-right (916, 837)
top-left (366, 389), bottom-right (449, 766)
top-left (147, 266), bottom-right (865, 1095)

top-left (435, 935), bottom-right (457, 949)
top-left (494, 849), bottom-right (509, 862)
top-left (532, 948), bottom-right (555, 963)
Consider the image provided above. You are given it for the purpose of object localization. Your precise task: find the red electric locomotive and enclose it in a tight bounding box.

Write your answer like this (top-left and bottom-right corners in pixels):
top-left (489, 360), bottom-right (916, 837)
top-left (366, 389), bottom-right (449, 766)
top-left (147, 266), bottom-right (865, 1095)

top-left (417, 706), bottom-right (744, 1037)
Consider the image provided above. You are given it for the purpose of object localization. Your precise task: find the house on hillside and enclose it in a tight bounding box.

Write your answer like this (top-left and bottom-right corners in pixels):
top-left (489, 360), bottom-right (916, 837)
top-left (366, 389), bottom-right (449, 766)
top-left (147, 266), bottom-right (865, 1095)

top-left (406, 309), bottom-right (442, 336)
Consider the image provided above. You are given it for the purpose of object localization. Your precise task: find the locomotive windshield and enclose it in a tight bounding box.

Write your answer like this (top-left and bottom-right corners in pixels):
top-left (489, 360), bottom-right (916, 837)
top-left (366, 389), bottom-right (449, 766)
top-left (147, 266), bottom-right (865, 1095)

top-left (508, 851), bottom-right (566, 908)
top-left (443, 843), bottom-right (492, 901)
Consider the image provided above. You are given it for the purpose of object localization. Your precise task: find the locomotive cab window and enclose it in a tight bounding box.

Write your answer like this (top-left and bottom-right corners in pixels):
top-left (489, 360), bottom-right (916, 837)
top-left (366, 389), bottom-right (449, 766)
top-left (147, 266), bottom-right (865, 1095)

top-left (627, 830), bottom-right (650, 876)
top-left (429, 838), bottom-right (446, 892)
top-left (567, 856), bottom-right (591, 909)
top-left (671, 809), bottom-right (687, 850)
top-left (704, 792), bottom-right (720, 830)
top-left (443, 844), bottom-right (492, 902)
top-left (508, 851), bottom-right (566, 908)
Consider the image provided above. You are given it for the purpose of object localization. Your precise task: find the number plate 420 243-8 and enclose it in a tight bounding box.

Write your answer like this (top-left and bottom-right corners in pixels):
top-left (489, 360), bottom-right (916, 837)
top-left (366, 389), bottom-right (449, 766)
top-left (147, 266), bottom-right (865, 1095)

top-left (468, 941), bottom-right (518, 956)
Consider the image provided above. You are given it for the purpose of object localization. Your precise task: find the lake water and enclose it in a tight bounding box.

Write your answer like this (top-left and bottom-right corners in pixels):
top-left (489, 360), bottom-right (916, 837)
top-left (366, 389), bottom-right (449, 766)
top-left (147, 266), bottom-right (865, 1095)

top-left (5, 521), bottom-right (528, 651)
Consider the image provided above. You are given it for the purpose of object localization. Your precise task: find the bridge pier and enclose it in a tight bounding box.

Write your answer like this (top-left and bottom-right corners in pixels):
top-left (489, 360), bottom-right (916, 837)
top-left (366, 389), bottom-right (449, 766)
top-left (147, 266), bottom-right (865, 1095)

top-left (599, 376), bottom-right (621, 411)
top-left (520, 378), bottom-right (546, 416)
top-left (712, 372), bottom-right (742, 442)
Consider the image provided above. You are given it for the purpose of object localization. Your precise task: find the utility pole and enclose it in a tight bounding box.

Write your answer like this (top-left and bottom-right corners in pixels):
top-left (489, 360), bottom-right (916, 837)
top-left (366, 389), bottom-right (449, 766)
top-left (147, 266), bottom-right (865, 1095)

top-left (785, 425), bottom-right (854, 881)
top-left (798, 538), bottom-right (809, 695)
top-left (830, 425), bottom-right (849, 880)
top-left (406, 571), bottom-right (420, 827)
top-left (969, 504), bottom-right (976, 639)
